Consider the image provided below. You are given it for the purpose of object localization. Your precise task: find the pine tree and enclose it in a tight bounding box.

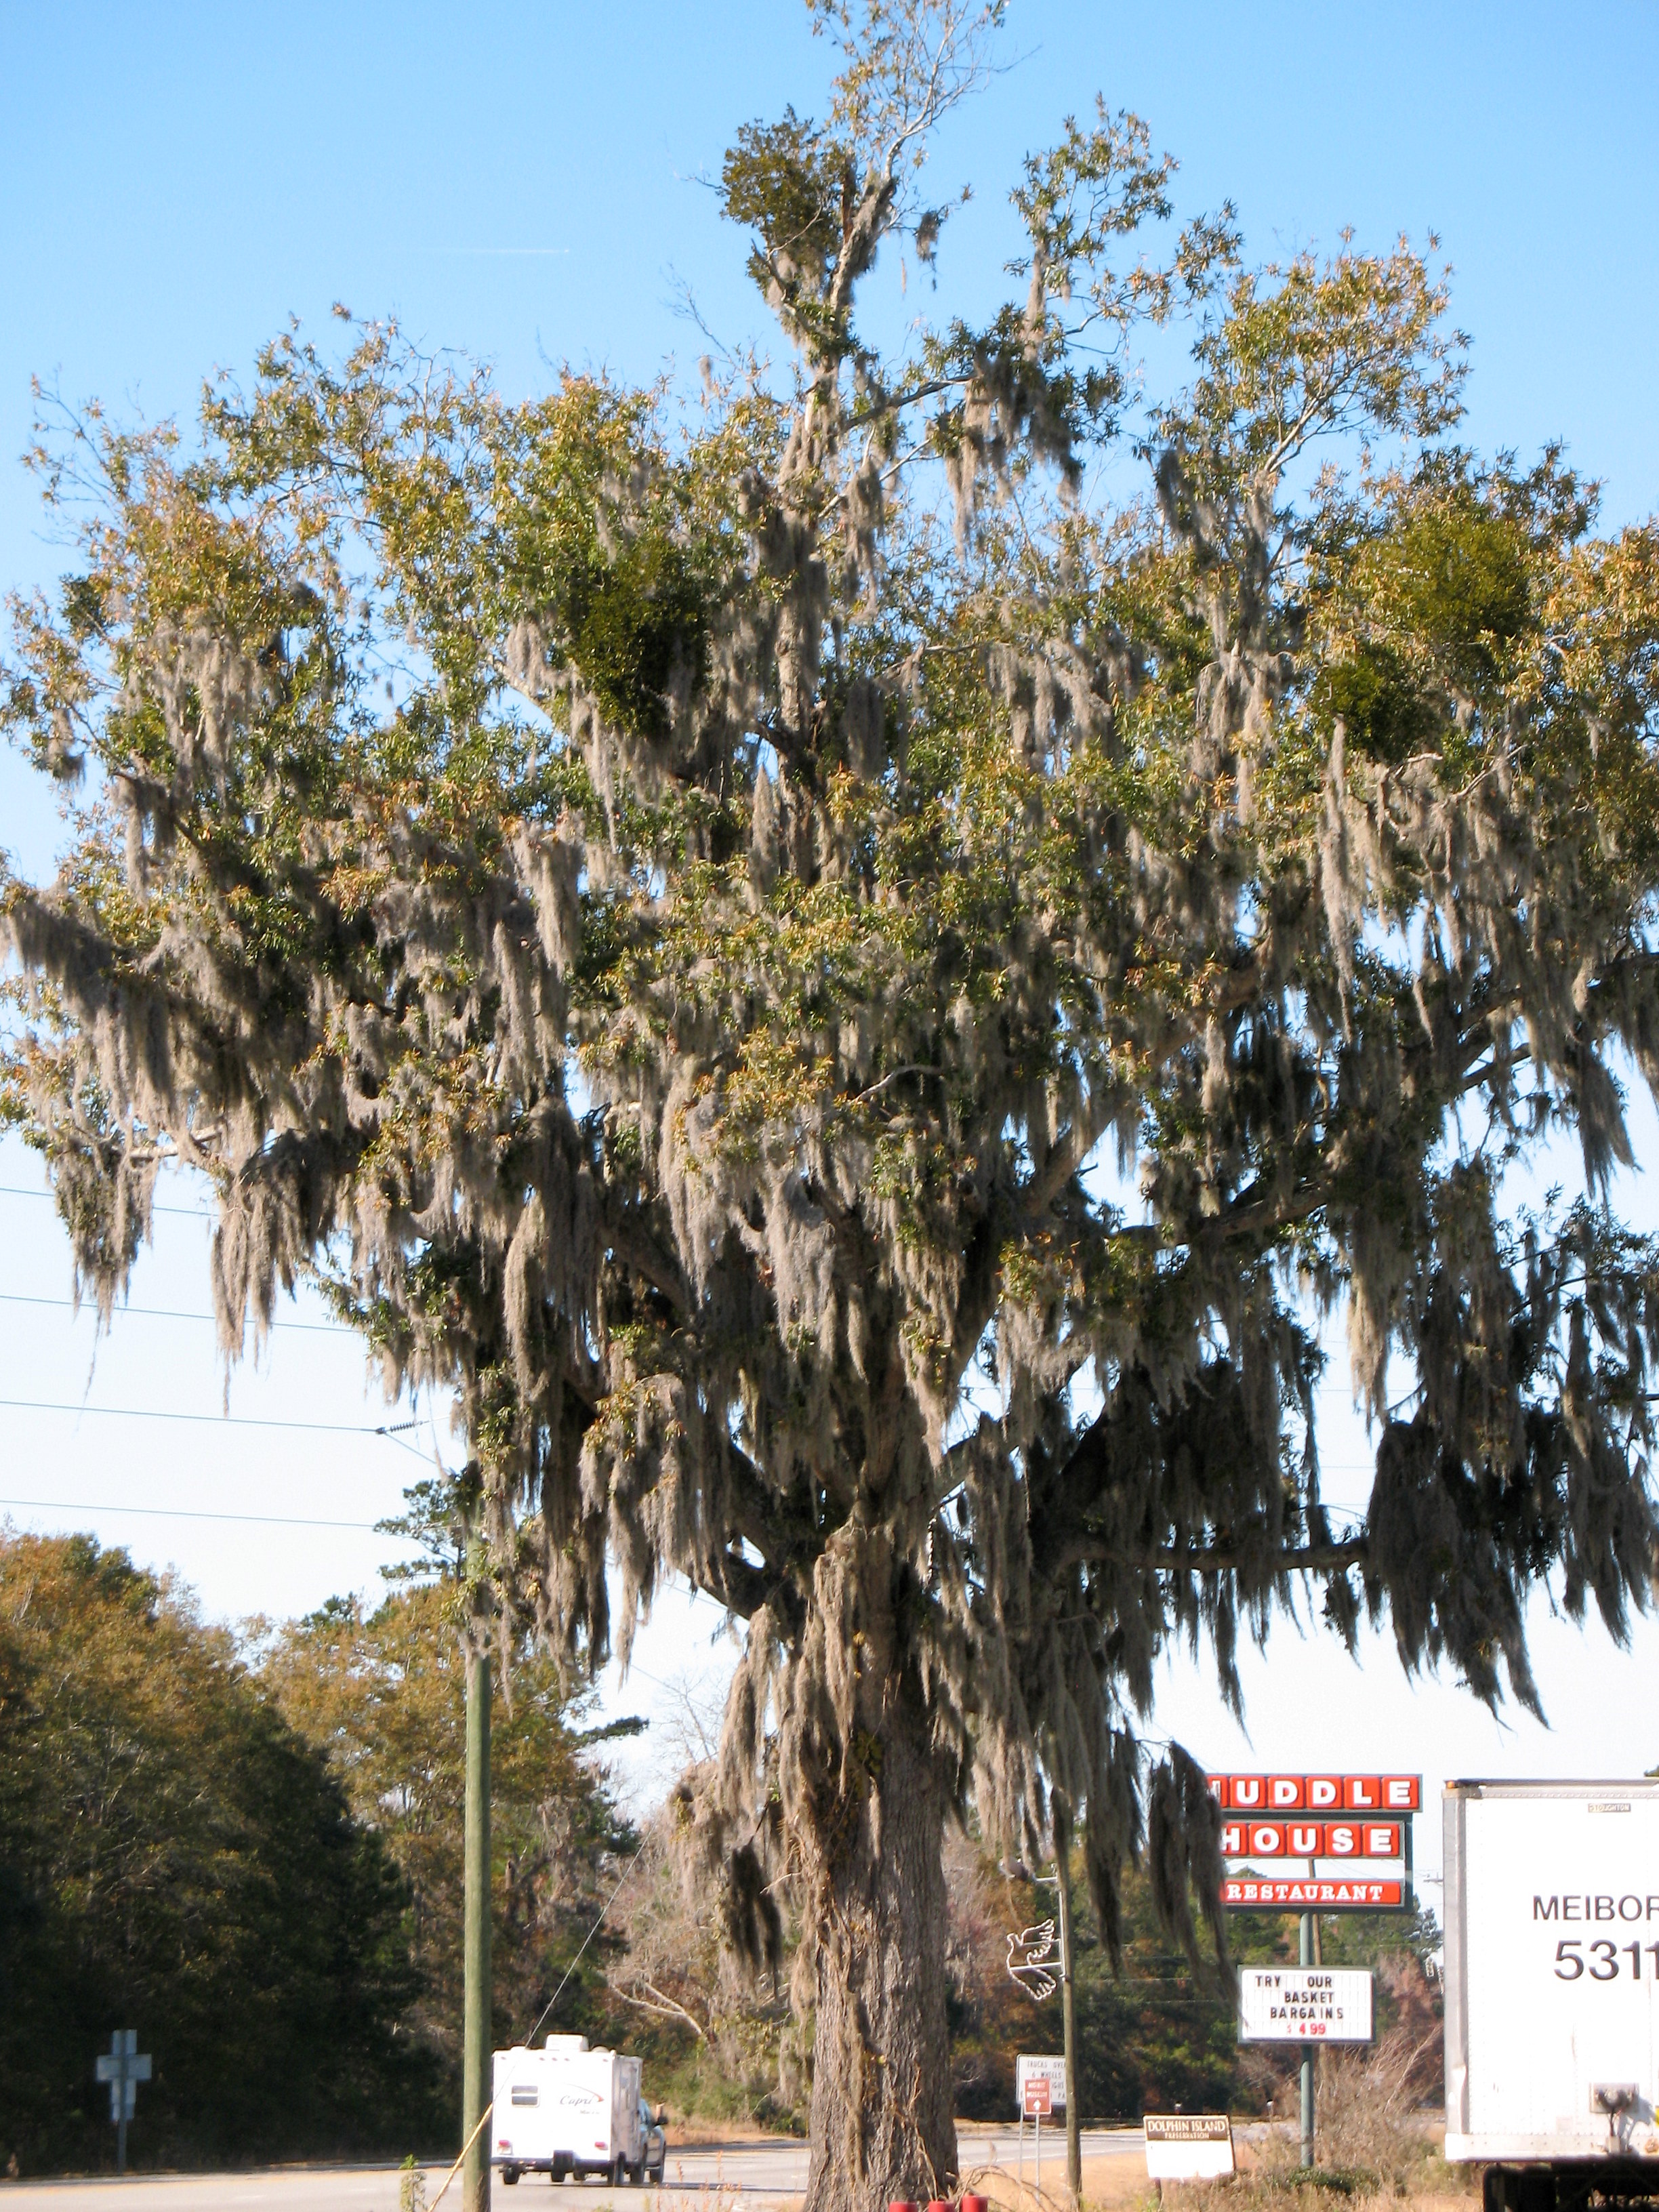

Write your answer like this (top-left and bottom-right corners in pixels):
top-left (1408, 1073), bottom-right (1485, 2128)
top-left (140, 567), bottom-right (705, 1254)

top-left (7, 8), bottom-right (1659, 2207)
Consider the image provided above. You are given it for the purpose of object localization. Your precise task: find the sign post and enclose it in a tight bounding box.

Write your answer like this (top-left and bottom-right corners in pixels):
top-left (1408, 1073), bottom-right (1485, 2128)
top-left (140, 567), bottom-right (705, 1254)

top-left (1025, 2070), bottom-right (1051, 2194)
top-left (1236, 1964), bottom-right (1375, 2169)
top-left (1017, 2056), bottom-right (1064, 2198)
top-left (95, 2030), bottom-right (151, 2174)
top-left (1212, 1774), bottom-right (1413, 2169)
top-left (1298, 1916), bottom-right (1315, 2168)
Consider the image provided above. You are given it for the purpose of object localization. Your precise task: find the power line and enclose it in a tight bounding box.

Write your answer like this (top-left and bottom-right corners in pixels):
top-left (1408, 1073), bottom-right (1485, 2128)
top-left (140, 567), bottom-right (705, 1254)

top-left (526, 1833), bottom-right (653, 2047)
top-left (0, 1183), bottom-right (211, 1220)
top-left (0, 1292), bottom-right (346, 1335)
top-left (0, 1396), bottom-right (419, 1437)
top-left (0, 1495), bottom-right (384, 1532)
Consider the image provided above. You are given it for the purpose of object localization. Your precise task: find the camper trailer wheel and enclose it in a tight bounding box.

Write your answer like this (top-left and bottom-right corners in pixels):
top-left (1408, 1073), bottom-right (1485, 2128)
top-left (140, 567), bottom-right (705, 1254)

top-left (500, 2168), bottom-right (520, 2188)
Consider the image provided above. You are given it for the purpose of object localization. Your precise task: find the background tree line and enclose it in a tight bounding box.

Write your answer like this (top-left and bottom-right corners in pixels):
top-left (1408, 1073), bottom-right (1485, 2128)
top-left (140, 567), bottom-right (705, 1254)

top-left (0, 1523), bottom-right (628, 2176)
top-left (0, 1519), bottom-right (1437, 2175)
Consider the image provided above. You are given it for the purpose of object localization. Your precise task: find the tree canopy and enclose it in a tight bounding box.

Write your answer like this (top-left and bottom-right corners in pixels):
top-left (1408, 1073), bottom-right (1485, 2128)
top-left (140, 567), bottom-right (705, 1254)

top-left (256, 1491), bottom-right (637, 2072)
top-left (7, 5), bottom-right (1659, 2205)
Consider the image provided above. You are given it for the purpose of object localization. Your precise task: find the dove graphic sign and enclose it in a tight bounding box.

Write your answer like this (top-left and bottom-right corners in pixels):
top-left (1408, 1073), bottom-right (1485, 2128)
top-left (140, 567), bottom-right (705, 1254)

top-left (1006, 1921), bottom-right (1059, 1999)
top-left (1208, 1773), bottom-right (1419, 1912)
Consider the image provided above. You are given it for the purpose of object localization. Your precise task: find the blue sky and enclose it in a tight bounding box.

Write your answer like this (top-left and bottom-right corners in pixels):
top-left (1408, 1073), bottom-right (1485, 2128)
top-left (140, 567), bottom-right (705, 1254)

top-left (3, 1), bottom-right (1658, 1828)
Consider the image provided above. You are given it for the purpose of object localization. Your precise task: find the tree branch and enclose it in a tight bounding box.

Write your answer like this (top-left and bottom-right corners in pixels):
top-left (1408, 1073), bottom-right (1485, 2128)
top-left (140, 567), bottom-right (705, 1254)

top-left (605, 1975), bottom-right (708, 2041)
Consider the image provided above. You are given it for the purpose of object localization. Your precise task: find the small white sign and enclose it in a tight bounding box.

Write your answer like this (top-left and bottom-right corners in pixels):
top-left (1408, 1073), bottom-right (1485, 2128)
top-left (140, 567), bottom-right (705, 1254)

top-left (1016, 2054), bottom-right (1067, 2112)
top-left (1143, 2115), bottom-right (1235, 2178)
top-left (1237, 1967), bottom-right (1374, 2043)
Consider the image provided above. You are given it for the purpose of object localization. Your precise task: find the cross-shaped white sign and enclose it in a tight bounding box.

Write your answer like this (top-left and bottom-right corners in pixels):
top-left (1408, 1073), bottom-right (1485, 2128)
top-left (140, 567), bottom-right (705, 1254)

top-left (95, 2030), bottom-right (151, 2171)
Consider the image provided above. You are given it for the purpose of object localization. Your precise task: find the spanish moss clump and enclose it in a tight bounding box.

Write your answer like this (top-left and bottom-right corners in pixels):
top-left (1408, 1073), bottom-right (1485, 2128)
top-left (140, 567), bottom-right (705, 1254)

top-left (7, 10), bottom-right (1659, 2212)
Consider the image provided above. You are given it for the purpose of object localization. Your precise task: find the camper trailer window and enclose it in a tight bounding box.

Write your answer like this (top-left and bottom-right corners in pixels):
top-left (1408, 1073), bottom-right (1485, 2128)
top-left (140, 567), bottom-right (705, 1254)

top-left (510, 2087), bottom-right (539, 2106)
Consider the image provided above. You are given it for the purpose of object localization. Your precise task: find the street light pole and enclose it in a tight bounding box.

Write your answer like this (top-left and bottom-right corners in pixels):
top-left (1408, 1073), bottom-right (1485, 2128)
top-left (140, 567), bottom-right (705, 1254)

top-left (463, 1640), bottom-right (493, 2212)
top-left (1053, 1799), bottom-right (1082, 2207)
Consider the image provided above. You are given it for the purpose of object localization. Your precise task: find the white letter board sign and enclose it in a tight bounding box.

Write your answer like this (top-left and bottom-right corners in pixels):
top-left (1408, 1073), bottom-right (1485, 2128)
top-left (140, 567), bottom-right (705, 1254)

top-left (1237, 1967), bottom-right (1373, 2043)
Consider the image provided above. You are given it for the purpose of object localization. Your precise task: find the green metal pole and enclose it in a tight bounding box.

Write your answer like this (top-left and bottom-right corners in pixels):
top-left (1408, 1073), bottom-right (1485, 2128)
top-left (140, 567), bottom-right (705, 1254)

top-left (463, 1643), bottom-right (493, 2212)
top-left (1298, 1911), bottom-right (1315, 2168)
top-left (1053, 1801), bottom-right (1082, 2207)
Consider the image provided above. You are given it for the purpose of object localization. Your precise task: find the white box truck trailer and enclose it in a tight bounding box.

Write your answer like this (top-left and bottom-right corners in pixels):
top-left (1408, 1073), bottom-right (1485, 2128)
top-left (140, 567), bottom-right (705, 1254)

top-left (1446, 1780), bottom-right (1659, 2212)
top-left (491, 2035), bottom-right (666, 2188)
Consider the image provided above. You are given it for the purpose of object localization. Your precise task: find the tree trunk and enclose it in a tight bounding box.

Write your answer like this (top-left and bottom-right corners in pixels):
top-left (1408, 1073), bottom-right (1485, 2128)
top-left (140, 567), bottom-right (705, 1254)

top-left (802, 1678), bottom-right (956, 2212)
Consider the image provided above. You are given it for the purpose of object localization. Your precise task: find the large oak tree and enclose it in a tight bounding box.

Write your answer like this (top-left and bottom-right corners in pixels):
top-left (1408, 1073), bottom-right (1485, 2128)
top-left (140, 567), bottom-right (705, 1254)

top-left (8, 7), bottom-right (1659, 2206)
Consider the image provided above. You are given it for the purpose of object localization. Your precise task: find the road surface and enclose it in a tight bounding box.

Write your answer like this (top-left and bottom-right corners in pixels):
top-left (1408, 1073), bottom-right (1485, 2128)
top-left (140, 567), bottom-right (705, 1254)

top-left (0, 2125), bottom-right (1149, 2209)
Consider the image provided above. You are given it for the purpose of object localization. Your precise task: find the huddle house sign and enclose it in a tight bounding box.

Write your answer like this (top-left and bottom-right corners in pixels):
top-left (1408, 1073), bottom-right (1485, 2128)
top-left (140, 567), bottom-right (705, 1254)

top-left (1209, 1774), bottom-right (1420, 1912)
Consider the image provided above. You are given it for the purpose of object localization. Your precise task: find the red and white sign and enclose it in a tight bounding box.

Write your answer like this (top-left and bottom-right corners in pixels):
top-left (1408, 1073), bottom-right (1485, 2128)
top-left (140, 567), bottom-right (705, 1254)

top-left (1221, 1877), bottom-right (1404, 1908)
top-left (1211, 1771), bottom-right (1416, 1911)
top-left (1015, 2055), bottom-right (1065, 2114)
top-left (1207, 1774), bottom-right (1420, 1812)
top-left (1217, 1821), bottom-right (1402, 1860)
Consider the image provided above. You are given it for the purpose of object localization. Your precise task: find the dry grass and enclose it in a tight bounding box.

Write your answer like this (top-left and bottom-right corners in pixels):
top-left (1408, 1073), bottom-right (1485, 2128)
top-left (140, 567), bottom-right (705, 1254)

top-left (956, 2147), bottom-right (1149, 2212)
top-left (1117, 2026), bottom-right (1475, 2212)
top-left (503, 2033), bottom-right (1474, 2212)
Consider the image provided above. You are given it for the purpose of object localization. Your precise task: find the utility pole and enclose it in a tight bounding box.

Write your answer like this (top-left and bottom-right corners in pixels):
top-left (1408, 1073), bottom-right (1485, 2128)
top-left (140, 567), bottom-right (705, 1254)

top-left (1053, 1799), bottom-right (1082, 2207)
top-left (463, 1639), bottom-right (493, 2212)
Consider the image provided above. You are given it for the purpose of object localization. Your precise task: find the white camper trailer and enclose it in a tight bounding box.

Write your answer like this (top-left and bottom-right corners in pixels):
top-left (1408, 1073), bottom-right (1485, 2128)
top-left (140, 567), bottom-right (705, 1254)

top-left (491, 2035), bottom-right (666, 2188)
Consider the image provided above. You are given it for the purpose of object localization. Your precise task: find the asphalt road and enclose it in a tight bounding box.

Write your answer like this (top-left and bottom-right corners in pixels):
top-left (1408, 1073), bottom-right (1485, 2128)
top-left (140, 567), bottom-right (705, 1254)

top-left (0, 2125), bottom-right (1149, 2210)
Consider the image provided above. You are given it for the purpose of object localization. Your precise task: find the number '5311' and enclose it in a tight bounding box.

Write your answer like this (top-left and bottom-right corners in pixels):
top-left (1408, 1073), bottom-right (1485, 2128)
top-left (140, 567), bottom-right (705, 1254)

top-left (1554, 1941), bottom-right (1659, 1980)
